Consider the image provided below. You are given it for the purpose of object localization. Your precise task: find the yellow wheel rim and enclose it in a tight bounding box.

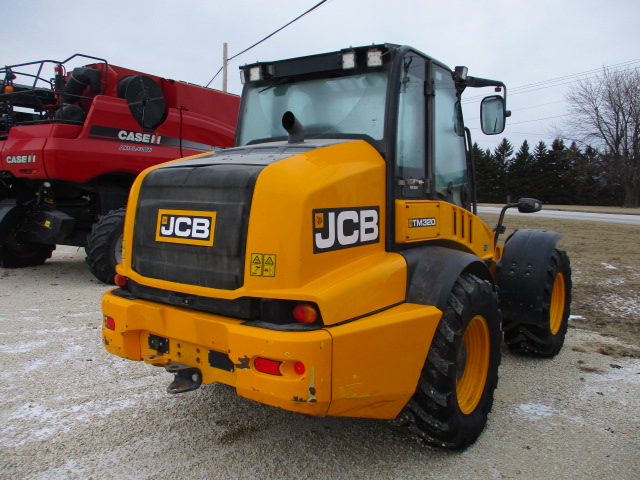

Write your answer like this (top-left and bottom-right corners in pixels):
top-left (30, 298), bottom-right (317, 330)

top-left (549, 272), bottom-right (566, 335)
top-left (456, 315), bottom-right (490, 415)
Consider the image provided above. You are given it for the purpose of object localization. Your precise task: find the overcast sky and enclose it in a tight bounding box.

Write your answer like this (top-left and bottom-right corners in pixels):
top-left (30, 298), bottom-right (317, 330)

top-left (3, 0), bottom-right (640, 151)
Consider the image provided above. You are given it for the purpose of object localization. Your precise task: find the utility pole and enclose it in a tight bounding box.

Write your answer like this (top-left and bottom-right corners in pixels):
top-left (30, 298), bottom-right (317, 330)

top-left (222, 43), bottom-right (228, 92)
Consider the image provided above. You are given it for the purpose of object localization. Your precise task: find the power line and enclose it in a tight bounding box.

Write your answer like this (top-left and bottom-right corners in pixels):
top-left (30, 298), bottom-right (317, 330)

top-left (468, 127), bottom-right (553, 138)
top-left (461, 58), bottom-right (640, 103)
top-left (464, 60), bottom-right (640, 129)
top-left (205, 0), bottom-right (330, 88)
top-left (507, 114), bottom-right (569, 126)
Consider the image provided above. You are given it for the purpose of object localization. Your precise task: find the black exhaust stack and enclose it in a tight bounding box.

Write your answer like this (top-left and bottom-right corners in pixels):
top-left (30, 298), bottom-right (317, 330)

top-left (282, 111), bottom-right (305, 144)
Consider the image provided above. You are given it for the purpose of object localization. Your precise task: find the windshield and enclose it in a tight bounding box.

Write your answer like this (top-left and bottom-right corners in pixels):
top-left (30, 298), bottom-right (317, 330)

top-left (237, 71), bottom-right (389, 146)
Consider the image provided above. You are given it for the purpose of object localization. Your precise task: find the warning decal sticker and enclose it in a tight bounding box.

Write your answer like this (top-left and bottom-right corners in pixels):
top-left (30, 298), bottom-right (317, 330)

top-left (250, 253), bottom-right (276, 277)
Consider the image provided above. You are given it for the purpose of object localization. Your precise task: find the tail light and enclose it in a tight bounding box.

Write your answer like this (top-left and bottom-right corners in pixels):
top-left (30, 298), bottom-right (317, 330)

top-left (114, 274), bottom-right (128, 288)
top-left (259, 299), bottom-right (322, 326)
top-left (254, 358), bottom-right (306, 376)
top-left (104, 316), bottom-right (115, 330)
top-left (293, 303), bottom-right (318, 324)
top-left (254, 357), bottom-right (282, 376)
top-left (294, 362), bottom-right (305, 375)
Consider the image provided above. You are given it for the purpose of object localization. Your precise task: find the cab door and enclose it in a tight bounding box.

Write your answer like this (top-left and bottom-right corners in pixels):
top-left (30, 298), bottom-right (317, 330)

top-left (391, 51), bottom-right (469, 247)
top-left (431, 64), bottom-right (468, 208)
top-left (394, 52), bottom-right (427, 200)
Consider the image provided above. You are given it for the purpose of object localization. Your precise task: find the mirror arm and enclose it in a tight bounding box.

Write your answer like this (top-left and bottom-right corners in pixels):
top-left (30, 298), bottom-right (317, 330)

top-left (467, 77), bottom-right (509, 112)
top-left (493, 198), bottom-right (543, 247)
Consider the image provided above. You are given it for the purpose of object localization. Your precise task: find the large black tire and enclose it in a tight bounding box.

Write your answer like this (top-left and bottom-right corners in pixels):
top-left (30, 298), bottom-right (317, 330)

top-left (0, 223), bottom-right (55, 268)
top-left (502, 248), bottom-right (572, 357)
top-left (395, 273), bottom-right (502, 449)
top-left (85, 208), bottom-right (126, 284)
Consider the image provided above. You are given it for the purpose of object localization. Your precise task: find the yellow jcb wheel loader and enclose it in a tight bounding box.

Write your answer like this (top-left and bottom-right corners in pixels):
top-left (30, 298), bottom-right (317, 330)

top-left (101, 44), bottom-right (572, 449)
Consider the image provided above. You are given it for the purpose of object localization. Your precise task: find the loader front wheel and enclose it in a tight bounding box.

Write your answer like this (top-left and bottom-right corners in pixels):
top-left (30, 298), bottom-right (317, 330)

top-left (85, 208), bottom-right (125, 284)
top-left (502, 248), bottom-right (572, 357)
top-left (396, 273), bottom-right (501, 449)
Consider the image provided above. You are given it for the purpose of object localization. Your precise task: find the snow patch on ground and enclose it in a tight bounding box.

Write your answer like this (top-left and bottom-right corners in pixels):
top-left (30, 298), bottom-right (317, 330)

top-left (63, 312), bottom-right (99, 318)
top-left (601, 294), bottom-right (640, 318)
top-left (0, 339), bottom-right (49, 353)
top-left (601, 262), bottom-right (618, 270)
top-left (518, 402), bottom-right (586, 426)
top-left (2, 395), bottom-right (145, 447)
top-left (518, 403), bottom-right (556, 418)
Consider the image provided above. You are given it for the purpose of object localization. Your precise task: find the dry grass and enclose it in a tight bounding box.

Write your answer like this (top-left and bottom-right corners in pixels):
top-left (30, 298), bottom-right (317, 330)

top-left (479, 213), bottom-right (640, 356)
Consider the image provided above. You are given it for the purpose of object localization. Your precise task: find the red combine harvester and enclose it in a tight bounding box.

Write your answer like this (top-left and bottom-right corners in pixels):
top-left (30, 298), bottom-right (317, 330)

top-left (0, 54), bottom-right (239, 282)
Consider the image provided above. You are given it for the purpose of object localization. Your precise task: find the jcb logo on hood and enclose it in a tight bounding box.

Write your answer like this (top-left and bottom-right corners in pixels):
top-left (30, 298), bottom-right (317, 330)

top-left (313, 207), bottom-right (379, 253)
top-left (155, 209), bottom-right (216, 247)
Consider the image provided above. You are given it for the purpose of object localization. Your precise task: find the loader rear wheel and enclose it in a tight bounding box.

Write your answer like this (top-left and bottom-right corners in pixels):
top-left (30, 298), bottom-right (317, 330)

top-left (502, 248), bottom-right (572, 357)
top-left (85, 208), bottom-right (125, 284)
top-left (395, 273), bottom-right (501, 449)
top-left (0, 223), bottom-right (55, 268)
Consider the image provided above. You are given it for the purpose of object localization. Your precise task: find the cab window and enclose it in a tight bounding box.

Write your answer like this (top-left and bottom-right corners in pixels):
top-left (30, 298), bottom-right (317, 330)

top-left (395, 54), bottom-right (426, 187)
top-left (433, 65), bottom-right (467, 206)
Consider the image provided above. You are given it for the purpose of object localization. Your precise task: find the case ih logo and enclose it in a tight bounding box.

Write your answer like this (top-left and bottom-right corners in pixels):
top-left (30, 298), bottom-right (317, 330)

top-left (155, 209), bottom-right (216, 247)
top-left (6, 153), bottom-right (36, 164)
top-left (118, 130), bottom-right (162, 145)
top-left (313, 207), bottom-right (379, 253)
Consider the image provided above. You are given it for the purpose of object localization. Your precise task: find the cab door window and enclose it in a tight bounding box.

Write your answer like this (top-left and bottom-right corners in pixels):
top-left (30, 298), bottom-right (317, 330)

top-left (433, 65), bottom-right (467, 206)
top-left (395, 54), bottom-right (426, 197)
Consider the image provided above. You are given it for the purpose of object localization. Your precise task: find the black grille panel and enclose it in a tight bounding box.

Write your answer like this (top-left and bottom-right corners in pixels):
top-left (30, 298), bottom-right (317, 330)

top-left (131, 164), bottom-right (262, 289)
top-left (128, 280), bottom-right (258, 319)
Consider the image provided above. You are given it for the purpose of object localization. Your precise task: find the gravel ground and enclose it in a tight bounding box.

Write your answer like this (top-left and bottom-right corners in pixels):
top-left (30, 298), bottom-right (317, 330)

top-left (1, 246), bottom-right (639, 479)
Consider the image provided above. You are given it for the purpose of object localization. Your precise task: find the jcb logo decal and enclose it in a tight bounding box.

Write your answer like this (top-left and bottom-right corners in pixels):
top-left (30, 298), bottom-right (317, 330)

top-left (313, 207), bottom-right (379, 253)
top-left (155, 209), bottom-right (216, 246)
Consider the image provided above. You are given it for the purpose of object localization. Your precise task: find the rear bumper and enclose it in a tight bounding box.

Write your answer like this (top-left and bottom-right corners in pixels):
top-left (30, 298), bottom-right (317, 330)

top-left (102, 290), bottom-right (442, 419)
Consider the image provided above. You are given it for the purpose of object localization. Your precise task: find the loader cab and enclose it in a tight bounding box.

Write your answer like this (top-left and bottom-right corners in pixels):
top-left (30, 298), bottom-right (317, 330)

top-left (236, 44), bottom-right (506, 230)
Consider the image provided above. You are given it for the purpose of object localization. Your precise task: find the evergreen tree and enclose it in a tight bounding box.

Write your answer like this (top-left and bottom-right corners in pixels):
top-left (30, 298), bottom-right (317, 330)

top-left (492, 138), bottom-right (514, 202)
top-left (472, 143), bottom-right (499, 203)
top-left (533, 140), bottom-right (548, 160)
top-left (472, 137), bottom-right (625, 206)
top-left (529, 140), bottom-right (551, 202)
top-left (507, 140), bottom-right (534, 200)
top-left (546, 138), bottom-right (571, 204)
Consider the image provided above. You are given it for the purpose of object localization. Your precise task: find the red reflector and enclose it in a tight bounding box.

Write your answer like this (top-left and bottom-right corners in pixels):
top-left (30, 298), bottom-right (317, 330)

top-left (254, 357), bottom-right (282, 376)
top-left (104, 316), bottom-right (115, 330)
top-left (114, 274), bottom-right (128, 288)
top-left (293, 303), bottom-right (317, 324)
top-left (294, 362), bottom-right (305, 375)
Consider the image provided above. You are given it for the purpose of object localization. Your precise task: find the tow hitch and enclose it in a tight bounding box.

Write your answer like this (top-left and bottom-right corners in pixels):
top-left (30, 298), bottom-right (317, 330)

top-left (164, 362), bottom-right (202, 394)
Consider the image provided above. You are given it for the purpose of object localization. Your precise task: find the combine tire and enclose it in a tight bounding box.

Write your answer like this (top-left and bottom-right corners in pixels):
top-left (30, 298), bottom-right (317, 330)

top-left (0, 223), bottom-right (55, 268)
top-left (395, 273), bottom-right (501, 449)
top-left (85, 208), bottom-right (125, 284)
top-left (502, 248), bottom-right (572, 357)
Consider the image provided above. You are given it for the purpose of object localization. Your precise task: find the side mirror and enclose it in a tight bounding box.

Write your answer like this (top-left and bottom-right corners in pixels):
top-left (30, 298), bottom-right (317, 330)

top-left (516, 198), bottom-right (542, 213)
top-left (480, 95), bottom-right (506, 135)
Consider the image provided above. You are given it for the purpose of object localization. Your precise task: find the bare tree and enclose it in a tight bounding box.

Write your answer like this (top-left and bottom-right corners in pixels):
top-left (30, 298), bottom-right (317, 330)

top-left (564, 67), bottom-right (640, 207)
